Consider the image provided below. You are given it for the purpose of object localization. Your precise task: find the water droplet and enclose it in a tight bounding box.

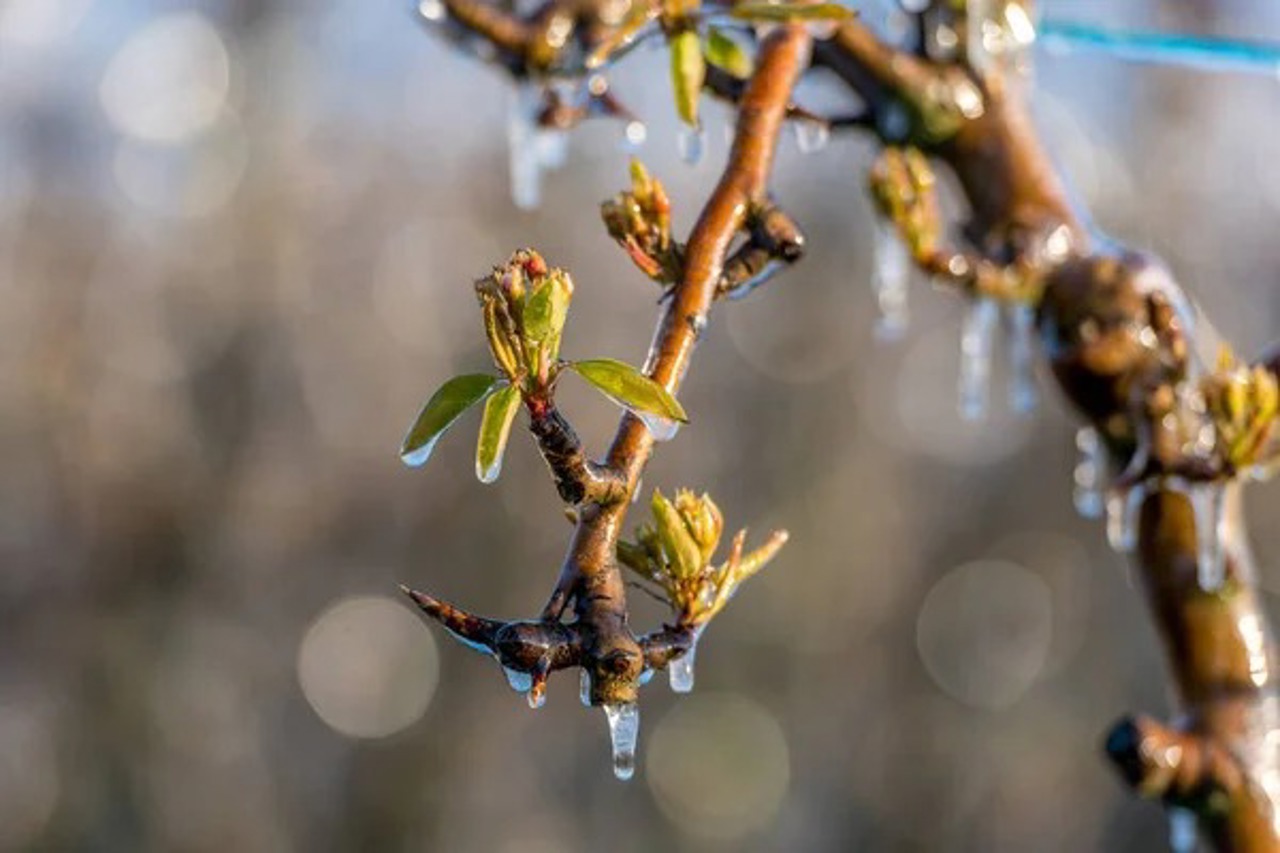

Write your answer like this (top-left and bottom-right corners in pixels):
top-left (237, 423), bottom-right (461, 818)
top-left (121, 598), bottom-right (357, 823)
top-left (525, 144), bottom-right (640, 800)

top-left (1169, 807), bottom-right (1198, 852)
top-left (1189, 483), bottom-right (1226, 592)
top-left (677, 124), bottom-right (707, 166)
top-left (418, 0), bottom-right (446, 22)
top-left (958, 297), bottom-right (1000, 421)
top-left (1073, 426), bottom-right (1106, 519)
top-left (669, 643), bottom-right (697, 694)
top-left (1106, 485), bottom-right (1145, 553)
top-left (793, 120), bottom-right (829, 154)
top-left (1006, 303), bottom-right (1039, 414)
top-left (477, 454), bottom-right (504, 485)
top-left (400, 435), bottom-right (440, 468)
top-left (580, 668), bottom-right (592, 707)
top-left (604, 702), bottom-right (640, 780)
top-left (526, 681), bottom-right (547, 709)
top-left (503, 666), bottom-right (533, 693)
top-left (872, 218), bottom-right (910, 340)
top-left (507, 85), bottom-right (543, 210)
top-left (637, 411), bottom-right (680, 442)
top-left (621, 120), bottom-right (647, 152)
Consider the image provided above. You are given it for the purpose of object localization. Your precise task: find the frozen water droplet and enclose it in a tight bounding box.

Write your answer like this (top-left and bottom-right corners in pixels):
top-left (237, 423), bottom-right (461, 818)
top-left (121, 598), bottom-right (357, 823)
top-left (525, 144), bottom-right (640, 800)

top-left (580, 668), bottom-right (592, 707)
top-left (621, 120), bottom-right (647, 152)
top-left (526, 681), bottom-right (547, 709)
top-left (1169, 807), bottom-right (1198, 852)
top-left (507, 85), bottom-right (543, 210)
top-left (638, 668), bottom-right (654, 686)
top-left (477, 452), bottom-right (504, 485)
top-left (1190, 484), bottom-right (1227, 592)
top-left (872, 218), bottom-right (910, 340)
top-left (401, 435), bottom-right (441, 468)
top-left (1106, 486), bottom-right (1145, 553)
top-left (537, 127), bottom-right (569, 171)
top-left (793, 121), bottom-right (830, 154)
top-left (669, 643), bottom-right (698, 694)
top-left (1006, 303), bottom-right (1039, 414)
top-left (603, 702), bottom-right (639, 780)
top-left (677, 124), bottom-right (707, 166)
top-left (503, 666), bottom-right (533, 693)
top-left (418, 0), bottom-right (446, 22)
top-left (638, 411), bottom-right (680, 442)
top-left (958, 298), bottom-right (1000, 420)
top-left (1073, 427), bottom-right (1106, 519)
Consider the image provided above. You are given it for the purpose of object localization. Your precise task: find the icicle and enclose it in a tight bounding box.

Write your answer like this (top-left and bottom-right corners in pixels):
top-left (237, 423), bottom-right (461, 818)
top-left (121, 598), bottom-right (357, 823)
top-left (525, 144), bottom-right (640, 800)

top-left (677, 124), bottom-right (707, 166)
top-left (603, 703), bottom-right (640, 781)
top-left (580, 669), bottom-right (592, 707)
top-left (669, 646), bottom-right (698, 694)
top-left (1106, 485), bottom-right (1145, 554)
top-left (1073, 426), bottom-right (1106, 519)
top-left (503, 666), bottom-right (533, 693)
top-left (638, 668), bottom-right (654, 686)
top-left (507, 85), bottom-right (544, 210)
top-left (1168, 807), bottom-right (1198, 852)
top-left (793, 121), bottom-right (830, 154)
top-left (958, 297), bottom-right (1000, 420)
top-left (1006, 303), bottom-right (1039, 414)
top-left (621, 120), bottom-right (647, 153)
top-left (1190, 484), bottom-right (1227, 592)
top-left (637, 411), bottom-right (680, 442)
top-left (871, 218), bottom-right (910, 340)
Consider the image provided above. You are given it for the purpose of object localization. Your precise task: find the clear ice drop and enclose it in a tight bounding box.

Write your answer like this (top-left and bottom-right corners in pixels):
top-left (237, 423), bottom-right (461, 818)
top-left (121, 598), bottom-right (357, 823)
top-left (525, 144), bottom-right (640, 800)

top-left (1106, 486), bottom-right (1145, 554)
top-left (677, 124), bottom-right (707, 166)
top-left (871, 217), bottom-right (910, 340)
top-left (637, 410), bottom-right (680, 442)
top-left (958, 297), bottom-right (1000, 420)
top-left (1190, 484), bottom-right (1227, 593)
top-left (794, 120), bottom-right (830, 154)
top-left (580, 668), bottom-right (592, 707)
top-left (1168, 807), bottom-right (1198, 853)
top-left (1006, 303), bottom-right (1039, 414)
top-left (503, 666), bottom-right (533, 693)
top-left (603, 702), bottom-right (640, 781)
top-left (669, 644), bottom-right (698, 694)
top-left (1073, 426), bottom-right (1106, 519)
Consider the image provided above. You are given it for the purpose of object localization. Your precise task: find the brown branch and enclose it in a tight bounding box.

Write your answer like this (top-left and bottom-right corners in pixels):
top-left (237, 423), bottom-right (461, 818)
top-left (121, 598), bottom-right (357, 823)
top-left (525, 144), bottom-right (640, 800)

top-left (548, 25), bottom-right (811, 707)
top-left (526, 403), bottom-right (626, 505)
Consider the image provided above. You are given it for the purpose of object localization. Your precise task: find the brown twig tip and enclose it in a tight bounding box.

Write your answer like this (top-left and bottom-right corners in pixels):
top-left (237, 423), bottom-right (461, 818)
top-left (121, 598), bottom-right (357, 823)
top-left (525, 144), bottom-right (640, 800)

top-left (399, 584), bottom-right (503, 654)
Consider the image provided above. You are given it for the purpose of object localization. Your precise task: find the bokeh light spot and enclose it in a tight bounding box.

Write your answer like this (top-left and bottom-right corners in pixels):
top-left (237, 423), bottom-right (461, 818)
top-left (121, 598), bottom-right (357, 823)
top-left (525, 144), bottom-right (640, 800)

top-left (646, 693), bottom-right (791, 840)
top-left (916, 559), bottom-right (1053, 710)
top-left (100, 12), bottom-right (230, 144)
top-left (298, 595), bottom-right (438, 739)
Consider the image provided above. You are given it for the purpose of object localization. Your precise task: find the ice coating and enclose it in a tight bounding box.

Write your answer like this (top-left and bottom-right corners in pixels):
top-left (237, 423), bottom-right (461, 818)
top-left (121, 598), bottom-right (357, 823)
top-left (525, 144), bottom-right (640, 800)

top-left (603, 703), bottom-right (640, 781)
top-left (872, 218), bottom-right (910, 340)
top-left (958, 297), bottom-right (1000, 420)
top-left (1073, 426), bottom-right (1106, 519)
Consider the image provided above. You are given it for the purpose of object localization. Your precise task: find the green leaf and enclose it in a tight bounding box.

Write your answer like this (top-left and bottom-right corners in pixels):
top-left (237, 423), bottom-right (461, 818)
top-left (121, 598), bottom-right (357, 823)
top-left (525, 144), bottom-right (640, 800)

top-left (669, 29), bottom-right (705, 127)
top-left (703, 28), bottom-right (753, 79)
top-left (651, 490), bottom-right (703, 580)
top-left (475, 384), bottom-right (522, 484)
top-left (569, 358), bottom-right (688, 423)
top-left (729, 2), bottom-right (853, 21)
top-left (522, 270), bottom-right (572, 363)
top-left (401, 374), bottom-right (501, 468)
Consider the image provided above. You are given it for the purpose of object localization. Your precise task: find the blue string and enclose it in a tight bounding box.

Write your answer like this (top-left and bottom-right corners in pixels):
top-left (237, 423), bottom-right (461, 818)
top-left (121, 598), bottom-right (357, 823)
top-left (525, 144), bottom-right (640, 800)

top-left (1037, 20), bottom-right (1280, 77)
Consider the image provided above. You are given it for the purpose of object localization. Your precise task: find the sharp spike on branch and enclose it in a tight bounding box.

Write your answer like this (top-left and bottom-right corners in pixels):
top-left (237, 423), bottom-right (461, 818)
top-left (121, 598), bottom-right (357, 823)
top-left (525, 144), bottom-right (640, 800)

top-left (399, 584), bottom-right (504, 655)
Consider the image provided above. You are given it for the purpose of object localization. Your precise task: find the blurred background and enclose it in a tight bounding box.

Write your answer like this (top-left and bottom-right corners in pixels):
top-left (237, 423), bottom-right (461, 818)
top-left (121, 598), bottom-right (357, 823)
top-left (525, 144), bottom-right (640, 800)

top-left (1, 0), bottom-right (1279, 850)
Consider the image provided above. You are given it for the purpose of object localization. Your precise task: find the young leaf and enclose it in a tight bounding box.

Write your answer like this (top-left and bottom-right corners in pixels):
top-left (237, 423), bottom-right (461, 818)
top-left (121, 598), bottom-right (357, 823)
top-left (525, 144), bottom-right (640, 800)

top-left (669, 29), bottom-right (705, 127)
top-left (704, 28), bottom-right (753, 79)
top-left (569, 358), bottom-right (689, 423)
top-left (401, 374), bottom-right (502, 467)
top-left (475, 384), bottom-right (523, 484)
top-left (730, 2), bottom-right (853, 21)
